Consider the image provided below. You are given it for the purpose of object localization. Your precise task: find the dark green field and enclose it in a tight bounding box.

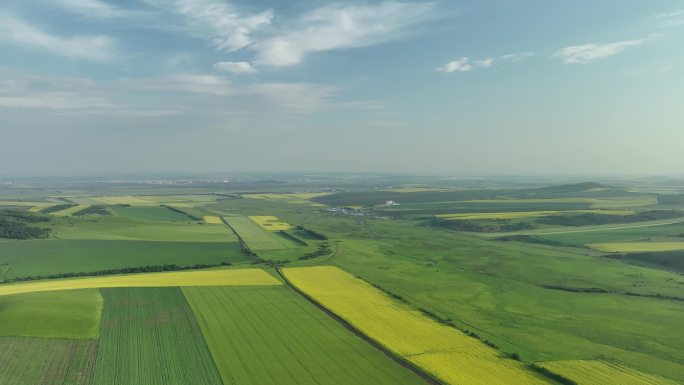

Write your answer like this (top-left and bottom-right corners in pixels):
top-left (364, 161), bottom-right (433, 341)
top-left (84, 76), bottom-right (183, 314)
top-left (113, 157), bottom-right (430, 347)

top-left (93, 288), bottom-right (223, 385)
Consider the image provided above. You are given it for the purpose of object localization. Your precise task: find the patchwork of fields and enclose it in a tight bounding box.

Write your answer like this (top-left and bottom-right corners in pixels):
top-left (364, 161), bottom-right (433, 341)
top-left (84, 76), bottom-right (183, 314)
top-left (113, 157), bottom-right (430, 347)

top-left (1, 182), bottom-right (683, 385)
top-left (224, 216), bottom-right (298, 250)
top-left (184, 285), bottom-right (426, 385)
top-left (283, 266), bottom-right (549, 385)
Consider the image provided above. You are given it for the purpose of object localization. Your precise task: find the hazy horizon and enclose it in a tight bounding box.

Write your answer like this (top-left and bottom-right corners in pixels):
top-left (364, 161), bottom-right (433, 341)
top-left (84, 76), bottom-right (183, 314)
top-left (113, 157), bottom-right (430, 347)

top-left (2, 0), bottom-right (683, 176)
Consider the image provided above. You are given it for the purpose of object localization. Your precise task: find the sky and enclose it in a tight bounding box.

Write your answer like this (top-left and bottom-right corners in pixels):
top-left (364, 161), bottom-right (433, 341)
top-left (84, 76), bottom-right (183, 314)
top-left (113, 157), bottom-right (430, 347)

top-left (0, 0), bottom-right (683, 177)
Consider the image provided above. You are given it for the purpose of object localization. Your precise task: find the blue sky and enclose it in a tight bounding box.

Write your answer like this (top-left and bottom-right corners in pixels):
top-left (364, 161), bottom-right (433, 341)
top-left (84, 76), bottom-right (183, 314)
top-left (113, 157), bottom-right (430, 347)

top-left (1, 0), bottom-right (683, 176)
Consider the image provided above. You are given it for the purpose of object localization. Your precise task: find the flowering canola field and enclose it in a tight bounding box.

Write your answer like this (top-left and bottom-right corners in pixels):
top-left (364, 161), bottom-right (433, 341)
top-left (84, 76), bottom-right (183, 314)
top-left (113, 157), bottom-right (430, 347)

top-left (537, 360), bottom-right (678, 385)
top-left (283, 266), bottom-right (549, 385)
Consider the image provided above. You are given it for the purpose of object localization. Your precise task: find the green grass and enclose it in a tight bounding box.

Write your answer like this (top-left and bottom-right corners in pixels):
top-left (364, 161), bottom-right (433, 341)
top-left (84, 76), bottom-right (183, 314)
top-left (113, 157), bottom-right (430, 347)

top-left (0, 337), bottom-right (98, 385)
top-left (53, 216), bottom-right (238, 242)
top-left (609, 251), bottom-right (684, 273)
top-left (111, 205), bottom-right (192, 221)
top-left (0, 239), bottom-right (250, 279)
top-left (0, 289), bottom-right (102, 339)
top-left (224, 216), bottom-right (298, 250)
top-left (183, 285), bottom-right (426, 385)
top-left (93, 288), bottom-right (223, 385)
top-left (538, 220), bottom-right (684, 245)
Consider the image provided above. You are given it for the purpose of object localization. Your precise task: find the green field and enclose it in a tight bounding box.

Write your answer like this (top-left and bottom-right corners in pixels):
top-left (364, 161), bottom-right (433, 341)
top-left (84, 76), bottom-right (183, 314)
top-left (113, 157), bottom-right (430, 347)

top-left (224, 216), bottom-right (298, 250)
top-left (0, 239), bottom-right (249, 279)
top-left (183, 285), bottom-right (426, 385)
top-left (110, 205), bottom-right (194, 221)
top-left (93, 288), bottom-right (223, 385)
top-left (53, 216), bottom-right (238, 242)
top-left (0, 337), bottom-right (98, 385)
top-left (0, 289), bottom-right (101, 339)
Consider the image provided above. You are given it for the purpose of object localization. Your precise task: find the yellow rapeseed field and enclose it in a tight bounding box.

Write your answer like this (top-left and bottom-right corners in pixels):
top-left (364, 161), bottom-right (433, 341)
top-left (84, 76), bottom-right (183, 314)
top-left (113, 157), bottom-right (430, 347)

top-left (249, 215), bottom-right (293, 231)
top-left (203, 215), bottom-right (223, 224)
top-left (283, 266), bottom-right (548, 385)
top-left (537, 360), bottom-right (678, 385)
top-left (0, 269), bottom-right (281, 297)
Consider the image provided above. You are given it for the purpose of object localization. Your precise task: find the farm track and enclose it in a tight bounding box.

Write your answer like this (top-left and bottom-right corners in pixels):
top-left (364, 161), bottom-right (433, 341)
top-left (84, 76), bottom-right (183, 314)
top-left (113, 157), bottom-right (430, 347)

top-left (275, 267), bottom-right (444, 385)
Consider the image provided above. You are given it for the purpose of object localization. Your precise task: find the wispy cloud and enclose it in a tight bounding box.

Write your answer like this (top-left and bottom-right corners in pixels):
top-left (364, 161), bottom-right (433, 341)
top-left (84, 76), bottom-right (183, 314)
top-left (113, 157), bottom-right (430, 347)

top-left (143, 0), bottom-right (273, 52)
top-left (654, 9), bottom-right (684, 28)
top-left (253, 2), bottom-right (437, 67)
top-left (436, 57), bottom-right (493, 73)
top-left (501, 52), bottom-right (535, 63)
top-left (213, 61), bottom-right (257, 74)
top-left (554, 36), bottom-right (658, 64)
top-left (47, 0), bottom-right (128, 19)
top-left (437, 52), bottom-right (533, 74)
top-left (0, 15), bottom-right (116, 61)
top-left (0, 70), bottom-right (381, 116)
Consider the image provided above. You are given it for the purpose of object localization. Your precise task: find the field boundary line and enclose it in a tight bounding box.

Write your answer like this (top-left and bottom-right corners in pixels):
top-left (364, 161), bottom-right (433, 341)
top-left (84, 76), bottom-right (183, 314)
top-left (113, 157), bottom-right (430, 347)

top-left (275, 267), bottom-right (445, 385)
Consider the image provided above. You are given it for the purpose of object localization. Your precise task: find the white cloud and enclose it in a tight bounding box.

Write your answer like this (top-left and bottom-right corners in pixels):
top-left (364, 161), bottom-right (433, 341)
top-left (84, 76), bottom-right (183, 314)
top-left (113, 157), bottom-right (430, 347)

top-left (143, 0), bottom-right (273, 52)
top-left (655, 9), bottom-right (684, 28)
top-left (554, 37), bottom-right (657, 64)
top-left (437, 57), bottom-right (492, 73)
top-left (214, 61), bottom-right (257, 74)
top-left (48, 0), bottom-right (127, 19)
top-left (501, 52), bottom-right (534, 62)
top-left (0, 15), bottom-right (116, 61)
top-left (253, 2), bottom-right (437, 67)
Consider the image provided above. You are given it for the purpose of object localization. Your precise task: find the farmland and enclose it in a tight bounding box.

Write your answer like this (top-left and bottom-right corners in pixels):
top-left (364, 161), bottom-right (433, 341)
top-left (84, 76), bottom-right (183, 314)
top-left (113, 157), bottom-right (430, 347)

top-left (588, 242), bottom-right (684, 253)
top-left (249, 215), bottom-right (293, 231)
top-left (283, 266), bottom-right (549, 385)
top-left (224, 216), bottom-right (298, 250)
top-left (537, 360), bottom-right (678, 385)
top-left (0, 269), bottom-right (280, 296)
top-left (93, 288), bottom-right (223, 385)
top-left (0, 337), bottom-right (99, 385)
top-left (0, 177), bottom-right (683, 384)
top-left (184, 285), bottom-right (426, 385)
top-left (0, 289), bottom-right (101, 339)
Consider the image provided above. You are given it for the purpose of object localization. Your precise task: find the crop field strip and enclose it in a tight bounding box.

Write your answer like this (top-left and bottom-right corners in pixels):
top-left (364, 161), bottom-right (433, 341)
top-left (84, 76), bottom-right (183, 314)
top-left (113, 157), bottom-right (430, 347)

top-left (182, 285), bottom-right (426, 385)
top-left (587, 242), bottom-right (684, 253)
top-left (51, 205), bottom-right (91, 217)
top-left (0, 337), bottom-right (98, 385)
top-left (436, 209), bottom-right (634, 220)
top-left (203, 215), bottom-right (223, 224)
top-left (249, 215), bottom-right (293, 230)
top-left (92, 196), bottom-right (157, 205)
top-left (0, 268), bottom-right (281, 296)
top-left (283, 266), bottom-right (550, 385)
top-left (224, 216), bottom-right (298, 250)
top-left (93, 287), bottom-right (223, 385)
top-left (537, 359), bottom-right (679, 385)
top-left (0, 239), bottom-right (248, 280)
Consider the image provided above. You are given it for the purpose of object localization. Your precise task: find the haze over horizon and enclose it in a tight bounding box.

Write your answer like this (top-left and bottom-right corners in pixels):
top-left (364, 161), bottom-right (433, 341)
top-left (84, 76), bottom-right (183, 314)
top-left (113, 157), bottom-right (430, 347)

top-left (1, 0), bottom-right (683, 176)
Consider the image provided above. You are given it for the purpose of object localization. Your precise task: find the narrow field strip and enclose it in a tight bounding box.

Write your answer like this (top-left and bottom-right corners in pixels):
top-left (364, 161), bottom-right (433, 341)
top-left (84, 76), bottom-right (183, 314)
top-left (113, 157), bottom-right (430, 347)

top-left (283, 266), bottom-right (550, 385)
top-left (437, 209), bottom-right (634, 220)
top-left (203, 215), bottom-right (223, 224)
top-left (537, 359), bottom-right (678, 385)
top-left (183, 285), bottom-right (426, 385)
top-left (0, 269), bottom-right (280, 296)
top-left (93, 288), bottom-right (223, 385)
top-left (588, 242), bottom-right (684, 253)
top-left (224, 216), bottom-right (297, 250)
top-left (0, 337), bottom-right (98, 385)
top-left (51, 205), bottom-right (90, 217)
